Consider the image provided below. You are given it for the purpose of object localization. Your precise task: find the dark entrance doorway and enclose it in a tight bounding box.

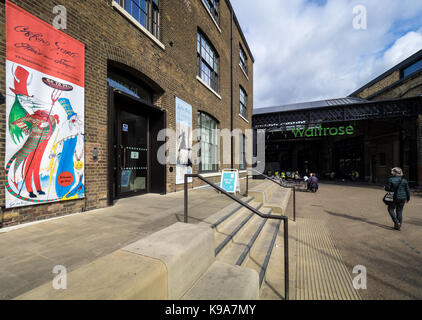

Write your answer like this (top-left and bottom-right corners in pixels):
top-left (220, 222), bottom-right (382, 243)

top-left (333, 136), bottom-right (364, 180)
top-left (116, 107), bottom-right (149, 198)
top-left (107, 89), bottom-right (166, 204)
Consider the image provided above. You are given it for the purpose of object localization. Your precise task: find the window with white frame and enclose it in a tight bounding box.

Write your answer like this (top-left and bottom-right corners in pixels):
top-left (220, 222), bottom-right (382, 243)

top-left (198, 112), bottom-right (219, 173)
top-left (197, 31), bottom-right (219, 92)
top-left (239, 86), bottom-right (247, 119)
top-left (239, 134), bottom-right (246, 170)
top-left (114, 0), bottom-right (160, 38)
top-left (239, 44), bottom-right (248, 75)
top-left (204, 0), bottom-right (219, 24)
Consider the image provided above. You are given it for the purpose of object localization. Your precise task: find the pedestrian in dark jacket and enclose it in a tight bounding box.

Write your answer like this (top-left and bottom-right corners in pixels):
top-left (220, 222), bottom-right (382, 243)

top-left (385, 167), bottom-right (410, 231)
top-left (308, 173), bottom-right (319, 193)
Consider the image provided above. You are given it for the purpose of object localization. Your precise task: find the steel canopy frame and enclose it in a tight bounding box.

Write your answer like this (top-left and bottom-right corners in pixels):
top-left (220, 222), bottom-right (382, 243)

top-left (253, 97), bottom-right (422, 130)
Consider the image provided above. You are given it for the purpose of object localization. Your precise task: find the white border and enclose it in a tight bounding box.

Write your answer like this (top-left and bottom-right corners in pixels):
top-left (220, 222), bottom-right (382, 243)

top-left (112, 1), bottom-right (166, 51)
top-left (196, 76), bottom-right (222, 100)
top-left (239, 63), bottom-right (249, 80)
top-left (200, 171), bottom-right (221, 178)
top-left (200, 0), bottom-right (222, 33)
top-left (239, 113), bottom-right (249, 123)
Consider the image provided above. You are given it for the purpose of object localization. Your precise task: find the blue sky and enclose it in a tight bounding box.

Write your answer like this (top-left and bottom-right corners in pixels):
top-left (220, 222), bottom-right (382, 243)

top-left (230, 0), bottom-right (422, 108)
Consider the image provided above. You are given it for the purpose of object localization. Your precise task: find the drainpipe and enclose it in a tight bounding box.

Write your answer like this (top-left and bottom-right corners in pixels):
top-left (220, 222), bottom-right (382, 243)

top-left (230, 7), bottom-right (234, 169)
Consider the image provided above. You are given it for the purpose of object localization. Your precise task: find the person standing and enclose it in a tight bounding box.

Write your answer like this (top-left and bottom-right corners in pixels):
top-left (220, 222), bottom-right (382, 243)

top-left (385, 167), bottom-right (410, 231)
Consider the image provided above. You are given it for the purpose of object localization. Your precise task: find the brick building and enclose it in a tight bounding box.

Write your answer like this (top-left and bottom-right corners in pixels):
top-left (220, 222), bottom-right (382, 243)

top-left (0, 0), bottom-right (254, 227)
top-left (253, 50), bottom-right (422, 186)
top-left (350, 50), bottom-right (422, 186)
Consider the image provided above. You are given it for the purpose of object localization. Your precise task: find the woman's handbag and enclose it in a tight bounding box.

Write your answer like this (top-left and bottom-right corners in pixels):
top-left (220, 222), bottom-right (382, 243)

top-left (383, 192), bottom-right (395, 204)
top-left (383, 178), bottom-right (403, 205)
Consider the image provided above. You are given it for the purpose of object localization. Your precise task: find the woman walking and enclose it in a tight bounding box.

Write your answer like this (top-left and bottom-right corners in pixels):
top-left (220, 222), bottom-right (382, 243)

top-left (385, 168), bottom-right (411, 231)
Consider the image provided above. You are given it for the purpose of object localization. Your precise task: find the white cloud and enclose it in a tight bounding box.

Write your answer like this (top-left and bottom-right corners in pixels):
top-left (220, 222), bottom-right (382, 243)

top-left (231, 0), bottom-right (422, 107)
top-left (382, 31), bottom-right (422, 67)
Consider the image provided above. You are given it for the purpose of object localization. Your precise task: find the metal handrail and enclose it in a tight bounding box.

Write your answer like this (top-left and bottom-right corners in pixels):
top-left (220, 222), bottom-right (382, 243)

top-left (246, 169), bottom-right (296, 222)
top-left (184, 173), bottom-right (289, 300)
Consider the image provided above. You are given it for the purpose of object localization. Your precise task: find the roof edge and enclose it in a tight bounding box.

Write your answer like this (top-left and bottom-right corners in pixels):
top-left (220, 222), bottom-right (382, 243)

top-left (253, 96), bottom-right (422, 116)
top-left (225, 0), bottom-right (255, 63)
top-left (349, 49), bottom-right (422, 97)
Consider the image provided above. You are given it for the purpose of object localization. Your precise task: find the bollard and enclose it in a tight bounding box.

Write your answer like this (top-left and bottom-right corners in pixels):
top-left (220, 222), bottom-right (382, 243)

top-left (293, 187), bottom-right (296, 222)
top-left (284, 218), bottom-right (289, 300)
top-left (184, 175), bottom-right (188, 223)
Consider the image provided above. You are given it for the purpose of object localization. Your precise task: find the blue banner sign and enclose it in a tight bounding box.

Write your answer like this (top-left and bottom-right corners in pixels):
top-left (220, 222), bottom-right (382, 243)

top-left (220, 170), bottom-right (239, 194)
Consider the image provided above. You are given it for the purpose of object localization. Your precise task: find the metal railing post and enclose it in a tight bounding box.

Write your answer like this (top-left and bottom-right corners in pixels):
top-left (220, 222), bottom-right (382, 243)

top-left (284, 218), bottom-right (289, 300)
top-left (293, 187), bottom-right (296, 222)
top-left (246, 172), bottom-right (249, 197)
top-left (183, 172), bottom-right (290, 300)
top-left (184, 175), bottom-right (188, 223)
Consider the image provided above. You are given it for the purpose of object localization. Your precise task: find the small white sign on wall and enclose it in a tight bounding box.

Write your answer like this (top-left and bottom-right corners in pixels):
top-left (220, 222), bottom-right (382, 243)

top-left (131, 152), bottom-right (139, 159)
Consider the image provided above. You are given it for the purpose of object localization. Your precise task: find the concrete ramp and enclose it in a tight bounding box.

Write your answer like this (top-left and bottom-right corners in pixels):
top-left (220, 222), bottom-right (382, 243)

top-left (15, 180), bottom-right (293, 300)
top-left (182, 261), bottom-right (259, 300)
top-left (15, 250), bottom-right (167, 300)
top-left (122, 223), bottom-right (215, 299)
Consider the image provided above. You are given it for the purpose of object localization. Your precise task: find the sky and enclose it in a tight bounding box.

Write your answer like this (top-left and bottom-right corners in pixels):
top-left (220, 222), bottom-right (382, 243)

top-left (230, 0), bottom-right (422, 108)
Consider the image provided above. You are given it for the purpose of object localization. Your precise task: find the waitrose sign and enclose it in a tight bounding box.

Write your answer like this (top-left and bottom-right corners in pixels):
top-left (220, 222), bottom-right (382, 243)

top-left (291, 125), bottom-right (355, 138)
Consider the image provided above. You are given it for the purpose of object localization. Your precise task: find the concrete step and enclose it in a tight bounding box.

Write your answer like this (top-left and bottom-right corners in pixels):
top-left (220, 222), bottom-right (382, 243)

top-left (259, 218), bottom-right (290, 300)
top-left (213, 202), bottom-right (263, 257)
top-left (245, 218), bottom-right (282, 288)
top-left (248, 181), bottom-right (277, 202)
top-left (181, 261), bottom-right (259, 300)
top-left (16, 222), bottom-right (216, 300)
top-left (123, 222), bottom-right (215, 300)
top-left (199, 196), bottom-right (254, 229)
top-left (15, 249), bottom-right (168, 300)
top-left (263, 188), bottom-right (291, 214)
top-left (217, 208), bottom-right (273, 266)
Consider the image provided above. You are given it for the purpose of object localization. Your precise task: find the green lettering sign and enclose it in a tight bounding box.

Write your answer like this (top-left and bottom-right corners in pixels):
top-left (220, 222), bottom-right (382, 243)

top-left (289, 125), bottom-right (355, 138)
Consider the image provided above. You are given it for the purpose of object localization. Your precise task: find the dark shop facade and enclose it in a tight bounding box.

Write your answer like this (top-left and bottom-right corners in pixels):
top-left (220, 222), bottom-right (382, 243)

top-left (253, 50), bottom-right (422, 187)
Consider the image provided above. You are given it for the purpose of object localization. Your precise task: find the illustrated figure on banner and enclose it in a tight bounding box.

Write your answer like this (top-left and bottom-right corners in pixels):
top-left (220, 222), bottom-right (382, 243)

top-left (177, 129), bottom-right (192, 168)
top-left (5, 66), bottom-right (60, 201)
top-left (50, 98), bottom-right (85, 200)
top-left (5, 65), bottom-right (85, 205)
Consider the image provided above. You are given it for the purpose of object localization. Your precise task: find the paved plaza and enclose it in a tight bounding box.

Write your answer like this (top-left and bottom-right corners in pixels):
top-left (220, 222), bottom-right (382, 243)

top-left (295, 183), bottom-right (422, 300)
top-left (0, 181), bottom-right (421, 300)
top-left (0, 182), bottom-right (256, 300)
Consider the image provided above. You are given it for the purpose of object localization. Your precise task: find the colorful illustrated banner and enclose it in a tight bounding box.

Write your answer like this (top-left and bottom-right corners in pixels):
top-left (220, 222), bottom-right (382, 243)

top-left (175, 97), bottom-right (193, 185)
top-left (5, 1), bottom-right (85, 208)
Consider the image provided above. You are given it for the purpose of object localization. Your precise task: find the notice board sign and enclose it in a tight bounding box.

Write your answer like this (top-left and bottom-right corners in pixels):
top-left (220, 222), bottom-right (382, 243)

top-left (5, 1), bottom-right (85, 208)
top-left (175, 97), bottom-right (193, 184)
top-left (220, 170), bottom-right (239, 194)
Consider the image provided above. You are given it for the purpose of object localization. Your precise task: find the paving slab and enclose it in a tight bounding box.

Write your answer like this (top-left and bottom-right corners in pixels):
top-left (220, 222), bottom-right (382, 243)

top-left (0, 182), bottom-right (263, 300)
top-left (294, 183), bottom-right (422, 300)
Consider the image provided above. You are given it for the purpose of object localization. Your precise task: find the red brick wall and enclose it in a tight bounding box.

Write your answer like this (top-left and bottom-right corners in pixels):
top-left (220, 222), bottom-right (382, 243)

top-left (0, 0), bottom-right (254, 227)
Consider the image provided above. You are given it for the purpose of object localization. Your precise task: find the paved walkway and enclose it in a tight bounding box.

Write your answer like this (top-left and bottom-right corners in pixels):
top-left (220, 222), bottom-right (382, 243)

top-left (294, 183), bottom-right (422, 300)
top-left (295, 218), bottom-right (361, 300)
top-left (0, 180), bottom-right (258, 300)
top-left (2, 180), bottom-right (421, 300)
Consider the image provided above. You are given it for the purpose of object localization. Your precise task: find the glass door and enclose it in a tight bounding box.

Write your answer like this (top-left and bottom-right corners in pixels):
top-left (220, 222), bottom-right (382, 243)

top-left (117, 109), bottom-right (149, 197)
